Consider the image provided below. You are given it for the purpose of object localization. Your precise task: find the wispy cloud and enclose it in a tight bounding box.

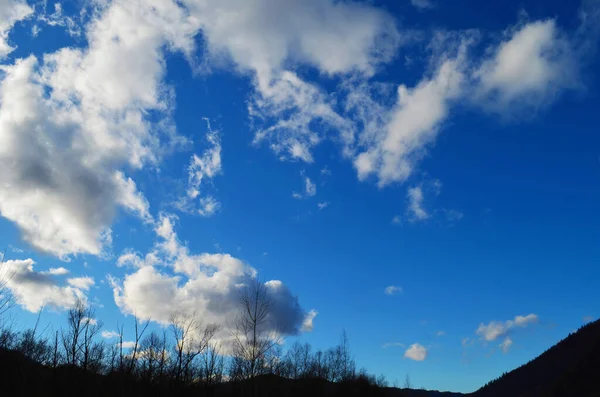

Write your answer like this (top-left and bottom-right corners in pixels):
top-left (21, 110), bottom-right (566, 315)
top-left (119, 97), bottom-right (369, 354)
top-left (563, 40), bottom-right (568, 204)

top-left (317, 202), bottom-right (329, 210)
top-left (382, 342), bottom-right (405, 349)
top-left (384, 285), bottom-right (403, 296)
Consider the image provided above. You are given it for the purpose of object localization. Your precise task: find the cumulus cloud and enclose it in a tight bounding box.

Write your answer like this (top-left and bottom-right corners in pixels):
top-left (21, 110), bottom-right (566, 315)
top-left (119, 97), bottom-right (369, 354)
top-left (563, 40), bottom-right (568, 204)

top-left (0, 0), bottom-right (203, 258)
top-left (0, 0), bottom-right (33, 59)
top-left (0, 259), bottom-right (90, 312)
top-left (101, 330), bottom-right (120, 339)
top-left (404, 343), bottom-right (428, 361)
top-left (67, 276), bottom-right (95, 291)
top-left (111, 213), bottom-right (314, 340)
top-left (384, 285), bottom-right (402, 295)
top-left (476, 314), bottom-right (539, 342)
top-left (301, 309), bottom-right (318, 332)
top-left (475, 20), bottom-right (577, 111)
top-left (43, 267), bottom-right (70, 276)
top-left (120, 341), bottom-right (136, 349)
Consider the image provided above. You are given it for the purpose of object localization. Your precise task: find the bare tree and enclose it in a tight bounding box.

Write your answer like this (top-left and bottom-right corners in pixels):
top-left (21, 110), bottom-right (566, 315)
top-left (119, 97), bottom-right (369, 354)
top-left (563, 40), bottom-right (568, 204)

top-left (326, 331), bottom-right (355, 382)
top-left (60, 300), bottom-right (104, 371)
top-left (170, 311), bottom-right (218, 385)
top-left (284, 341), bottom-right (312, 379)
top-left (81, 316), bottom-right (103, 371)
top-left (200, 342), bottom-right (225, 388)
top-left (61, 300), bottom-right (88, 366)
top-left (404, 373), bottom-right (413, 389)
top-left (139, 331), bottom-right (164, 382)
top-left (126, 315), bottom-right (150, 376)
top-left (230, 278), bottom-right (282, 383)
top-left (51, 330), bottom-right (61, 369)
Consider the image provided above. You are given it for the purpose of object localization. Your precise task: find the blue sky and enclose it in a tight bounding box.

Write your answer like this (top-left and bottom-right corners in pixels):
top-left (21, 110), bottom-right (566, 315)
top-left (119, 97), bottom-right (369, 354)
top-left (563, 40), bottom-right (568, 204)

top-left (1, 0), bottom-right (599, 392)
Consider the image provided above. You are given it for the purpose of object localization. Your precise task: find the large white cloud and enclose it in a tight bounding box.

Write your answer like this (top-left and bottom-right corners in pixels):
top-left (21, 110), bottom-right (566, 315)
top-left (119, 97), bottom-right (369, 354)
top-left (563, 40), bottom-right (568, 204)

top-left (0, 0), bottom-right (199, 258)
top-left (0, 259), bottom-right (92, 312)
top-left (111, 213), bottom-right (313, 337)
top-left (184, 0), bottom-right (401, 163)
top-left (0, 0), bottom-right (33, 59)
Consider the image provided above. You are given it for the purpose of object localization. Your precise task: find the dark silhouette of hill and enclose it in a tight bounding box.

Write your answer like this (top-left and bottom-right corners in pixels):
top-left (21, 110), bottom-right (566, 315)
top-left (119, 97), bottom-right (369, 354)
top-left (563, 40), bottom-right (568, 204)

top-left (474, 319), bottom-right (600, 397)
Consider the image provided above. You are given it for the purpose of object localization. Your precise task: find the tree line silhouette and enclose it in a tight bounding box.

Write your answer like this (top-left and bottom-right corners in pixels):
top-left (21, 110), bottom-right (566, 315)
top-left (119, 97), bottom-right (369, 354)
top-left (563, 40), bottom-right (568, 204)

top-left (0, 273), bottom-right (400, 397)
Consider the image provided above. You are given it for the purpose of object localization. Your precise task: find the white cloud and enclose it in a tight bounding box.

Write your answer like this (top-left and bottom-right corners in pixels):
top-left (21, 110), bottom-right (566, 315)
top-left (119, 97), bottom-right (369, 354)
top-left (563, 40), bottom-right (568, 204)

top-left (391, 215), bottom-right (402, 225)
top-left (0, 0), bottom-right (33, 59)
top-left (293, 175), bottom-right (317, 199)
top-left (407, 186), bottom-right (429, 221)
top-left (436, 330), bottom-right (445, 337)
top-left (198, 196), bottom-right (221, 217)
top-left (353, 38), bottom-right (473, 186)
top-left (188, 0), bottom-right (400, 77)
top-left (499, 337), bottom-right (513, 353)
top-left (475, 20), bottom-right (577, 110)
top-left (179, 123), bottom-right (223, 216)
top-left (82, 317), bottom-right (98, 326)
top-left (583, 315), bottom-right (594, 323)
top-left (404, 343), bottom-right (428, 361)
top-left (317, 202), bottom-right (329, 210)
top-left (120, 341), bottom-right (136, 349)
top-left (0, 0), bottom-right (203, 258)
top-left (35, 2), bottom-right (82, 38)
top-left (301, 309), bottom-right (318, 332)
top-left (0, 259), bottom-right (89, 312)
top-left (476, 314), bottom-right (539, 341)
top-left (404, 180), bottom-right (460, 223)
top-left (43, 267), bottom-right (70, 276)
top-left (110, 213), bottom-right (314, 339)
top-left (192, 0), bottom-right (400, 162)
top-left (102, 330), bottom-right (120, 339)
top-left (513, 313), bottom-right (539, 327)
top-left (411, 0), bottom-right (434, 10)
top-left (384, 285), bottom-right (402, 296)
top-left (67, 276), bottom-right (95, 291)
top-left (305, 177), bottom-right (317, 197)
top-left (477, 321), bottom-right (508, 342)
